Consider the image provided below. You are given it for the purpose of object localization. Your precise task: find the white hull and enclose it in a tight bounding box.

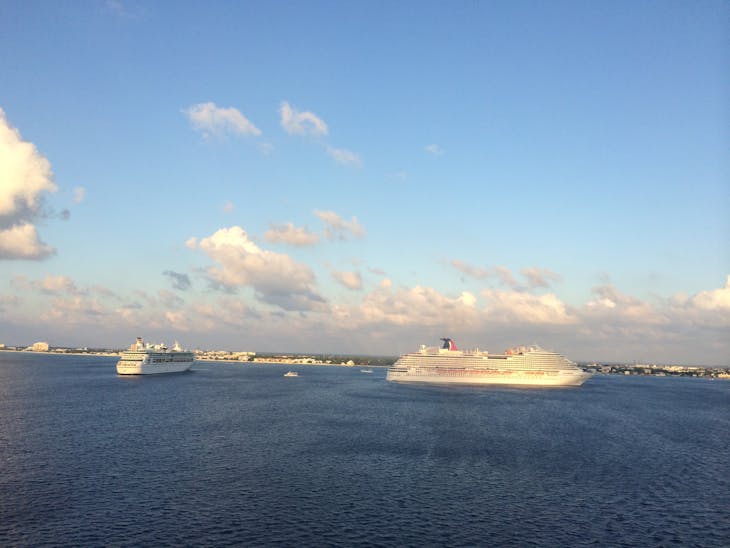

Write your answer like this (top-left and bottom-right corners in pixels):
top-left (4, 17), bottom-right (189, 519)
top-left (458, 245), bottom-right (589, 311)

top-left (116, 360), bottom-right (193, 375)
top-left (386, 369), bottom-right (590, 387)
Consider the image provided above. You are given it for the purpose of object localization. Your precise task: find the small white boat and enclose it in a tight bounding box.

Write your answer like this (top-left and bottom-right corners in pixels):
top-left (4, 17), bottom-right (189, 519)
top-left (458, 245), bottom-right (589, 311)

top-left (360, 368), bottom-right (373, 374)
top-left (284, 371), bottom-right (298, 377)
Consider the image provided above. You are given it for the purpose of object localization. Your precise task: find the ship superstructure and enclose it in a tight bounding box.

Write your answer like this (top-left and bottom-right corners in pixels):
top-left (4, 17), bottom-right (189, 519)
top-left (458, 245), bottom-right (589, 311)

top-left (116, 337), bottom-right (194, 375)
top-left (386, 338), bottom-right (590, 387)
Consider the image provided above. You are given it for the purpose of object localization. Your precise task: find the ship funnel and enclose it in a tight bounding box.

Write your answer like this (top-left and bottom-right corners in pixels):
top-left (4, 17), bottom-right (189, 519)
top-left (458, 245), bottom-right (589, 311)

top-left (440, 338), bottom-right (457, 351)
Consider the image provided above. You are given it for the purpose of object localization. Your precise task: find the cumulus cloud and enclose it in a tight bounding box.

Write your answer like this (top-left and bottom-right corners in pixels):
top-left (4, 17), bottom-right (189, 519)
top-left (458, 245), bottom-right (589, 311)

top-left (425, 144), bottom-right (443, 156)
top-left (264, 222), bottom-right (320, 246)
top-left (689, 275), bottom-right (730, 312)
top-left (666, 275), bottom-right (730, 328)
top-left (332, 270), bottom-right (362, 290)
top-left (583, 285), bottom-right (667, 325)
top-left (326, 145), bottom-right (362, 167)
top-left (481, 288), bottom-right (574, 324)
top-left (314, 210), bottom-right (365, 241)
top-left (187, 226), bottom-right (326, 311)
top-left (355, 280), bottom-right (480, 328)
top-left (280, 101), bottom-right (328, 136)
top-left (184, 102), bottom-right (261, 139)
top-left (0, 108), bottom-right (57, 260)
top-left (0, 223), bottom-right (55, 260)
top-left (163, 270), bottom-right (192, 291)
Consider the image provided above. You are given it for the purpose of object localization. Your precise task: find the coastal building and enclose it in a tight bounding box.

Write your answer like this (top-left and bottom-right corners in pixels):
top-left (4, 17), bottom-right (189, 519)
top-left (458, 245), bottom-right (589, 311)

top-left (32, 342), bottom-right (50, 352)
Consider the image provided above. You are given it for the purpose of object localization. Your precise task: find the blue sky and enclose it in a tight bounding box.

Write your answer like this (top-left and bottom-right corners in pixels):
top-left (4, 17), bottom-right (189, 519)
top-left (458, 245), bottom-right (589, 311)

top-left (1, 1), bottom-right (728, 365)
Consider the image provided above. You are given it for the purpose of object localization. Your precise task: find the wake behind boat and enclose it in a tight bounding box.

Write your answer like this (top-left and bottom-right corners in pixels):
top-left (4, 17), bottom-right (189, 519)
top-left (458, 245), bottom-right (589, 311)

top-left (116, 337), bottom-right (194, 375)
top-left (386, 338), bottom-right (591, 387)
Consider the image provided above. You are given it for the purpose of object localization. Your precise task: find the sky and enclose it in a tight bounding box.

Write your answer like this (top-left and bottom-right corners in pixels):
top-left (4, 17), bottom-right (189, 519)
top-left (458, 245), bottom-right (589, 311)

top-left (0, 1), bottom-right (728, 365)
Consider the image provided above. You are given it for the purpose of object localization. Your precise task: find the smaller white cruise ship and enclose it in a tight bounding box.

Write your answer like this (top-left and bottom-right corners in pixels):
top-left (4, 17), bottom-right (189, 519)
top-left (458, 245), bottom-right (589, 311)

top-left (116, 337), bottom-right (194, 375)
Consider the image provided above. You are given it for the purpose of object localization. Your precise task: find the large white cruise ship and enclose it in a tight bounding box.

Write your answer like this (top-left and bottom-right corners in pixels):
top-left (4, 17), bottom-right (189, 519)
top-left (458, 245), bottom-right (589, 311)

top-left (116, 337), bottom-right (194, 375)
top-left (386, 338), bottom-right (591, 387)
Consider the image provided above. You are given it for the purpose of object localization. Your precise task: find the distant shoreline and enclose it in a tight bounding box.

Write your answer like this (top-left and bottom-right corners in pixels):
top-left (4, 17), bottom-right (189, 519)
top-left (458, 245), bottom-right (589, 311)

top-left (1, 348), bottom-right (727, 376)
top-left (0, 348), bottom-right (120, 357)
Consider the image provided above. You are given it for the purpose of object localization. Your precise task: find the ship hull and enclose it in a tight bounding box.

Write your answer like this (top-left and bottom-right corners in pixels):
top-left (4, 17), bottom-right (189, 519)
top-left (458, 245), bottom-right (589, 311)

top-left (116, 361), bottom-right (193, 375)
top-left (386, 369), bottom-right (591, 387)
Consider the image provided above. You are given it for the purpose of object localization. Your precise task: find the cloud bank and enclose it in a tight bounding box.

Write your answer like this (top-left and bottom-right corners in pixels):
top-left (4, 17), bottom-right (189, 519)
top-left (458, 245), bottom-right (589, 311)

top-left (6, 267), bottom-right (730, 364)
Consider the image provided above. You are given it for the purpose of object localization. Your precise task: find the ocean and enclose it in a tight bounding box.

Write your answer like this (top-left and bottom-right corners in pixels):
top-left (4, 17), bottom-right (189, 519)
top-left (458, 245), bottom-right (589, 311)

top-left (0, 352), bottom-right (728, 547)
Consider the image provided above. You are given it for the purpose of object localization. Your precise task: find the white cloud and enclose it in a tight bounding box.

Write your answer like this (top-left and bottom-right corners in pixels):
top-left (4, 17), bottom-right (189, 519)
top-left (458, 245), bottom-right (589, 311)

top-left (280, 101), bottom-right (328, 136)
top-left (73, 186), bottom-right (86, 204)
top-left (187, 225), bottom-right (326, 311)
top-left (521, 267), bottom-right (561, 288)
top-left (481, 288), bottom-right (574, 324)
top-left (314, 210), bottom-right (365, 241)
top-left (452, 261), bottom-right (556, 290)
top-left (666, 276), bottom-right (730, 327)
top-left (41, 295), bottom-right (110, 324)
top-left (0, 108), bottom-right (57, 260)
top-left (264, 222), bottom-right (320, 246)
top-left (451, 259), bottom-right (490, 279)
top-left (332, 270), bottom-right (362, 290)
top-left (165, 310), bottom-right (191, 331)
top-left (494, 266), bottom-right (519, 288)
top-left (39, 275), bottom-right (81, 295)
top-left (425, 144), bottom-right (443, 156)
top-left (583, 285), bottom-right (667, 325)
top-left (158, 289), bottom-right (185, 309)
top-left (690, 275), bottom-right (730, 312)
top-left (184, 102), bottom-right (261, 139)
top-left (355, 281), bottom-right (480, 328)
top-left (326, 145), bottom-right (362, 167)
top-left (0, 222), bottom-right (55, 260)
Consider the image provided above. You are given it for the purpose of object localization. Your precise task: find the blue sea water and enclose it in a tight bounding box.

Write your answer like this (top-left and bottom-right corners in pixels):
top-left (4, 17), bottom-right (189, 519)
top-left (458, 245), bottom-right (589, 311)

top-left (0, 352), bottom-right (728, 547)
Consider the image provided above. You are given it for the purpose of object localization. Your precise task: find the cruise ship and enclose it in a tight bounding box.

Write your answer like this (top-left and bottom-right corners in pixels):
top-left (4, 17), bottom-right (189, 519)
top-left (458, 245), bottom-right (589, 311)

top-left (386, 338), bottom-right (591, 387)
top-left (116, 337), bottom-right (194, 375)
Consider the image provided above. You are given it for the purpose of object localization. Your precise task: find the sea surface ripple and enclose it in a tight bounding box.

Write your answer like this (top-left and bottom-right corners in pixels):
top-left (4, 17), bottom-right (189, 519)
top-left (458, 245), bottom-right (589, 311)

top-left (0, 352), bottom-right (728, 546)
